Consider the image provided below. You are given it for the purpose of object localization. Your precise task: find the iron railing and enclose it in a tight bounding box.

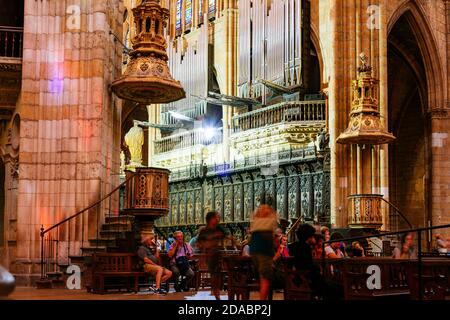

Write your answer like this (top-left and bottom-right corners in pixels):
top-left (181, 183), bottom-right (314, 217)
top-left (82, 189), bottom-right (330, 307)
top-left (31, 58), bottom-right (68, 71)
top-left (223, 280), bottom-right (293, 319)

top-left (39, 174), bottom-right (136, 280)
top-left (0, 26), bottom-right (23, 58)
top-left (382, 197), bottom-right (413, 231)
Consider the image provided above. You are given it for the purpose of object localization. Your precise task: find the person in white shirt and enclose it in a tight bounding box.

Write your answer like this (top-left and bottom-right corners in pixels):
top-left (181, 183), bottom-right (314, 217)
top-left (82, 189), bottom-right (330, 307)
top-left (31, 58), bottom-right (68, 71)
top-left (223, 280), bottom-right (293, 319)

top-left (325, 232), bottom-right (345, 259)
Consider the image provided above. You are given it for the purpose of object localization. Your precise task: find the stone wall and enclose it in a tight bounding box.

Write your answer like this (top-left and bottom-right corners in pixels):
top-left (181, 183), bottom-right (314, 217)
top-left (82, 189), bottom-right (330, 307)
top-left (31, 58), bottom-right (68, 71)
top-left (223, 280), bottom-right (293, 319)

top-left (6, 0), bottom-right (124, 285)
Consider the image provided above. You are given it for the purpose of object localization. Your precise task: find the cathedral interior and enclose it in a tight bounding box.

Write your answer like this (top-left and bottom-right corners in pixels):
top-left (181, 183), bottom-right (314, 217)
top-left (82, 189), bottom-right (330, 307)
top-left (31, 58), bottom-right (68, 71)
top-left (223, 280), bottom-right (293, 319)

top-left (0, 0), bottom-right (449, 301)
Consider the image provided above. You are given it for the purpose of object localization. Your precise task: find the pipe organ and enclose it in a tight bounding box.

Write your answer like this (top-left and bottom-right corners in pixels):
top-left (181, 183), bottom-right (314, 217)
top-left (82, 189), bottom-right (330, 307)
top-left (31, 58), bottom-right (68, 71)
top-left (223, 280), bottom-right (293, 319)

top-left (121, 0), bottom-right (330, 232)
top-left (238, 0), bottom-right (310, 103)
top-left (161, 22), bottom-right (210, 125)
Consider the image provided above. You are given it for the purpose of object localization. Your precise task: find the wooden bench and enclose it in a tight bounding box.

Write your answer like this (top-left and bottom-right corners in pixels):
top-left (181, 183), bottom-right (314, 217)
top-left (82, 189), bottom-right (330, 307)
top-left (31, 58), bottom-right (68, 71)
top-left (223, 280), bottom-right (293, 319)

top-left (283, 268), bottom-right (313, 300)
top-left (194, 251), bottom-right (240, 291)
top-left (407, 259), bottom-right (450, 300)
top-left (90, 253), bottom-right (145, 294)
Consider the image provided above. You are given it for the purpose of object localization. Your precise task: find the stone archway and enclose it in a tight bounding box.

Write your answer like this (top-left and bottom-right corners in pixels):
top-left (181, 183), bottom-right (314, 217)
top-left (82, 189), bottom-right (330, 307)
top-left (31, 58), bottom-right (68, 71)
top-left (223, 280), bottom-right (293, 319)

top-left (387, 7), bottom-right (439, 232)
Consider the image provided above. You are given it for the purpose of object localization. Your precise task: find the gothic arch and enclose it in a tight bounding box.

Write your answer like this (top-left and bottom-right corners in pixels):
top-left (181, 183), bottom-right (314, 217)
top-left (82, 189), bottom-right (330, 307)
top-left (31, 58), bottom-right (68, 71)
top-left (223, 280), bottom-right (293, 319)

top-left (387, 1), bottom-right (445, 112)
top-left (310, 24), bottom-right (325, 89)
top-left (386, 2), bottom-right (439, 230)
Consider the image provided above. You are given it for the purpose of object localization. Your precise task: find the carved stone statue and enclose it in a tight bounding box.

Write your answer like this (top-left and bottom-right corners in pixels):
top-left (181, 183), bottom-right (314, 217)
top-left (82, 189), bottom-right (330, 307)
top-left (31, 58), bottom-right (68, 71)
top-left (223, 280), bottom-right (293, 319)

top-left (315, 129), bottom-right (330, 151)
top-left (124, 121), bottom-right (145, 169)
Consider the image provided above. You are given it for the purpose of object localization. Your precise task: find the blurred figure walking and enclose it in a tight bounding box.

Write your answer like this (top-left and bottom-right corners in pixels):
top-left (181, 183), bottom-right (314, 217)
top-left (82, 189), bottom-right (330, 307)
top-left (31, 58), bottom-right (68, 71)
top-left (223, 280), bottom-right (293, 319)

top-left (197, 211), bottom-right (228, 300)
top-left (249, 203), bottom-right (279, 300)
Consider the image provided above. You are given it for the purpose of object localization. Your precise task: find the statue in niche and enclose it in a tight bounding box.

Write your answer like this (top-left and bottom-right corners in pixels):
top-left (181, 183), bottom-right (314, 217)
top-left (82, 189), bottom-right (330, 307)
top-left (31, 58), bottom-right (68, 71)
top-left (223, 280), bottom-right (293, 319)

top-left (124, 120), bottom-right (144, 169)
top-left (315, 128), bottom-right (330, 151)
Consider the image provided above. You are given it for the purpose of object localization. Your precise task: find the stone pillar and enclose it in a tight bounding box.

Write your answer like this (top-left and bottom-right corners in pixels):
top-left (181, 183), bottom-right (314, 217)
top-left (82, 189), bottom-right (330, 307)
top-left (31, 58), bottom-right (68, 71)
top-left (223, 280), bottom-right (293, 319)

top-left (319, 0), bottom-right (391, 228)
top-left (13, 0), bottom-right (123, 285)
top-left (430, 110), bottom-right (450, 229)
top-left (214, 0), bottom-right (238, 164)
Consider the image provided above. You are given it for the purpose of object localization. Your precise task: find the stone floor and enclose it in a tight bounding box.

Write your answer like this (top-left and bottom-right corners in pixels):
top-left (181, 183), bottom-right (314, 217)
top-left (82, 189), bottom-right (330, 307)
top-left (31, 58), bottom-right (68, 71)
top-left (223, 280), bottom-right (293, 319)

top-left (7, 287), bottom-right (284, 300)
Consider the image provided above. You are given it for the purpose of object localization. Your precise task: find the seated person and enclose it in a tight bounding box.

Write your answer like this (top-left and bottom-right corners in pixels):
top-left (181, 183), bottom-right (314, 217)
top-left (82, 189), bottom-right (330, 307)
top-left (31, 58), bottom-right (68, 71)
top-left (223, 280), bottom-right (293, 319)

top-left (288, 224), bottom-right (343, 300)
top-left (351, 241), bottom-right (365, 257)
top-left (312, 234), bottom-right (324, 258)
top-left (137, 237), bottom-right (172, 294)
top-left (435, 234), bottom-right (448, 254)
top-left (167, 230), bottom-right (195, 292)
top-left (241, 239), bottom-right (250, 257)
top-left (392, 232), bottom-right (417, 259)
top-left (273, 234), bottom-right (290, 289)
top-left (325, 232), bottom-right (345, 258)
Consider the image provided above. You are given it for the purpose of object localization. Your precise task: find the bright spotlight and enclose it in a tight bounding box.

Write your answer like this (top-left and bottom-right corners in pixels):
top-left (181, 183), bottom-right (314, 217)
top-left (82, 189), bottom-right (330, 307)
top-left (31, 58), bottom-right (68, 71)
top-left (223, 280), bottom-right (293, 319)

top-left (202, 127), bottom-right (216, 140)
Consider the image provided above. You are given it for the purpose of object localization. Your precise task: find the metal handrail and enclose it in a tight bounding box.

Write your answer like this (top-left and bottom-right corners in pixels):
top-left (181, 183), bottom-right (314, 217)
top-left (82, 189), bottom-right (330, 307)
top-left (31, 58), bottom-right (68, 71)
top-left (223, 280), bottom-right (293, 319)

top-left (0, 26), bottom-right (23, 31)
top-left (40, 173), bottom-right (136, 236)
top-left (39, 173), bottom-right (136, 280)
top-left (381, 197), bottom-right (413, 229)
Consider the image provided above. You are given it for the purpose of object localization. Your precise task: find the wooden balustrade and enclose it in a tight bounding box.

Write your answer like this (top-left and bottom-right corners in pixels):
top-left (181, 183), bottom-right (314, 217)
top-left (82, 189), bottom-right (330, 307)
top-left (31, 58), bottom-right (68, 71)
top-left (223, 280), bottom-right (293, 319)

top-left (232, 100), bottom-right (326, 133)
top-left (0, 26), bottom-right (23, 58)
top-left (348, 194), bottom-right (384, 229)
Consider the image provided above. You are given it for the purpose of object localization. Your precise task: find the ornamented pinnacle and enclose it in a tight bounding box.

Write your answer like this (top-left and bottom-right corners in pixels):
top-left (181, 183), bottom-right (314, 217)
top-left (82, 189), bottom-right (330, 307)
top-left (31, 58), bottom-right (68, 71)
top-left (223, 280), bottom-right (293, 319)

top-left (111, 0), bottom-right (185, 104)
top-left (337, 53), bottom-right (395, 145)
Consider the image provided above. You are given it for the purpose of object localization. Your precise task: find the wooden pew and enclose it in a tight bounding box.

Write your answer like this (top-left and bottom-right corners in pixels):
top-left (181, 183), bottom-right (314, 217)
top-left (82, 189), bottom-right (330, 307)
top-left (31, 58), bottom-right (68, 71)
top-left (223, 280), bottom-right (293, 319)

top-left (407, 259), bottom-right (450, 300)
top-left (194, 251), bottom-right (240, 291)
top-left (90, 253), bottom-right (145, 294)
top-left (223, 256), bottom-right (259, 300)
top-left (339, 258), bottom-right (410, 300)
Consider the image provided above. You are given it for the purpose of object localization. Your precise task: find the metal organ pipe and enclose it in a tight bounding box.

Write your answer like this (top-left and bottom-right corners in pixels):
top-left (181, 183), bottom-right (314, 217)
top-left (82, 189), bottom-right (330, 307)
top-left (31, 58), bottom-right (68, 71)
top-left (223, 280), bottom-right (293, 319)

top-left (163, 22), bottom-right (209, 123)
top-left (238, 0), bottom-right (304, 101)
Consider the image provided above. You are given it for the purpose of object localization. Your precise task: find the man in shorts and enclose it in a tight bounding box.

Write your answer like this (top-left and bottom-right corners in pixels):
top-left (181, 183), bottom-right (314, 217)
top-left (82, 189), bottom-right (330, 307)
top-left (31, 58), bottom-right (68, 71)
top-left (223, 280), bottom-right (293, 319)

top-left (137, 237), bottom-right (172, 294)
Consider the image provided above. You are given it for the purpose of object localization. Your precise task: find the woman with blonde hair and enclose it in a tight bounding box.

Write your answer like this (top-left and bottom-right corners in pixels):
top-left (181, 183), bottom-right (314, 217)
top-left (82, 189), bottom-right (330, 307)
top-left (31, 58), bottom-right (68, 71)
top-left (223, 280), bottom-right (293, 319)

top-left (249, 202), bottom-right (279, 300)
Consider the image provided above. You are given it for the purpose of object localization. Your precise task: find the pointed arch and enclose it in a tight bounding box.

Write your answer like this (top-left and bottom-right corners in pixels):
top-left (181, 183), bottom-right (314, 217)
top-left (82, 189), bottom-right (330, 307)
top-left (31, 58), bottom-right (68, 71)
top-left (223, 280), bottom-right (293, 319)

top-left (310, 23), bottom-right (325, 89)
top-left (388, 1), bottom-right (445, 111)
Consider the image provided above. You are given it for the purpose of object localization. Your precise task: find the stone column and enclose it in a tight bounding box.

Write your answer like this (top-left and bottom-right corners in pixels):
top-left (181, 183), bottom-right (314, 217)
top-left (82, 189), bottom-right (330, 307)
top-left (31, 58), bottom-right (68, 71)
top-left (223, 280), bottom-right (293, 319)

top-left (214, 0), bottom-right (238, 164)
top-left (13, 0), bottom-right (123, 285)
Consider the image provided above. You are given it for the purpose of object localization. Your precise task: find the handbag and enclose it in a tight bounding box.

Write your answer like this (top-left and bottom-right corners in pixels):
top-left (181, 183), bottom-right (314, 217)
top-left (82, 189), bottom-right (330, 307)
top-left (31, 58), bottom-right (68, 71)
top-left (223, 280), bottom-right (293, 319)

top-left (175, 244), bottom-right (190, 274)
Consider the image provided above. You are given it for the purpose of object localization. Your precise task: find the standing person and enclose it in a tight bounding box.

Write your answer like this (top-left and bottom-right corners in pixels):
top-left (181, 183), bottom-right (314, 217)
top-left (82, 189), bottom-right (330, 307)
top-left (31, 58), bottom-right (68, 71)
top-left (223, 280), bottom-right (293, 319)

top-left (393, 232), bottom-right (417, 259)
top-left (167, 230), bottom-right (195, 292)
top-left (137, 237), bottom-right (172, 295)
top-left (197, 211), bottom-right (228, 300)
top-left (249, 204), bottom-right (279, 300)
